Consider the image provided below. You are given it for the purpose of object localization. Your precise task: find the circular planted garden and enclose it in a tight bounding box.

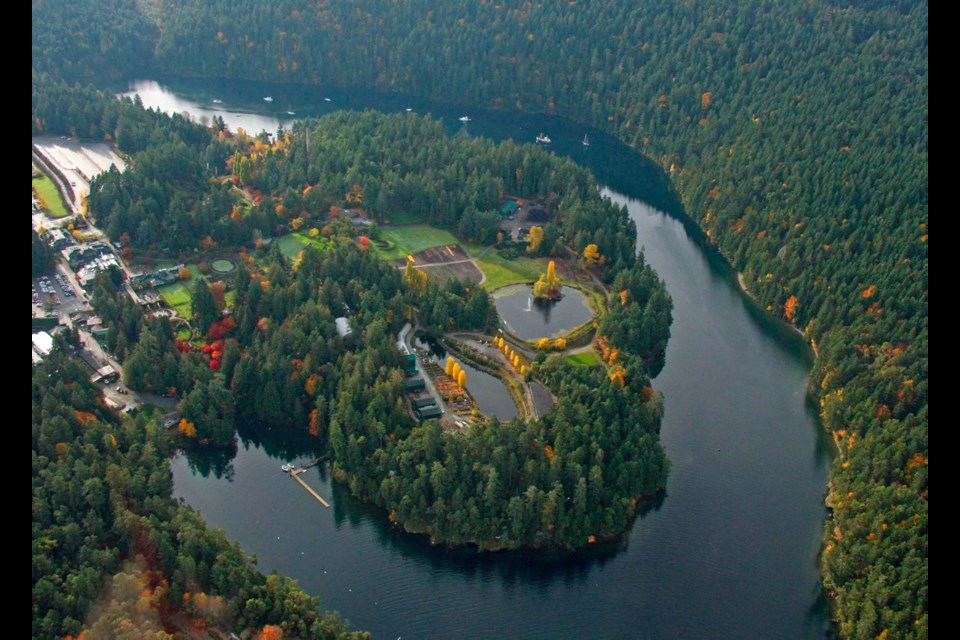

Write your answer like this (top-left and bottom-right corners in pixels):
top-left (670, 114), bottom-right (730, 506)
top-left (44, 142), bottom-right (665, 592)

top-left (211, 259), bottom-right (235, 273)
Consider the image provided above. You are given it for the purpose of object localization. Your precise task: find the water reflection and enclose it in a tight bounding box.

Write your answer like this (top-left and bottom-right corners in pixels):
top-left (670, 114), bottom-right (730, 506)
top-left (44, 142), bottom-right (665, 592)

top-left (180, 443), bottom-right (237, 481)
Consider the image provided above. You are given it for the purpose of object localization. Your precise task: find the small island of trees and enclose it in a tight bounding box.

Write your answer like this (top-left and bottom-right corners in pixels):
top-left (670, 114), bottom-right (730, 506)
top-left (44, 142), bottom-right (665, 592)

top-left (532, 260), bottom-right (563, 301)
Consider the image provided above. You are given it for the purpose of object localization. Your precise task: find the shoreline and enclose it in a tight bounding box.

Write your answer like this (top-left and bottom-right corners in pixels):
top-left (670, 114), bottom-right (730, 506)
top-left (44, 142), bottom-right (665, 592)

top-left (737, 272), bottom-right (819, 359)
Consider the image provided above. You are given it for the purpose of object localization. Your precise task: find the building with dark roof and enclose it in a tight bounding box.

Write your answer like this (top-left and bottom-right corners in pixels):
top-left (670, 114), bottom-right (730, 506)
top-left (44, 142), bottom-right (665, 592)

top-left (417, 405), bottom-right (442, 420)
top-left (413, 396), bottom-right (437, 409)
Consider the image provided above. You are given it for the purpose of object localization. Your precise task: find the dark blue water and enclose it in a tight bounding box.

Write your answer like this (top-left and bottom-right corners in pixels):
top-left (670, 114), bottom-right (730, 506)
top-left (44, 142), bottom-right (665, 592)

top-left (132, 77), bottom-right (834, 639)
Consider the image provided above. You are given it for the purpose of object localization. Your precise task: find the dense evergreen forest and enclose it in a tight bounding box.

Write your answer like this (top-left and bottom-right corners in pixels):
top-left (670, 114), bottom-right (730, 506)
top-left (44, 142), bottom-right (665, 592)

top-left (32, 0), bottom-right (927, 637)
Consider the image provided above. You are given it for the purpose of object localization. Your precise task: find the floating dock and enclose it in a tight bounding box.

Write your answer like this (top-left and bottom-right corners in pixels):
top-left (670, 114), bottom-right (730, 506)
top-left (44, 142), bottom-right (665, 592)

top-left (282, 464), bottom-right (330, 507)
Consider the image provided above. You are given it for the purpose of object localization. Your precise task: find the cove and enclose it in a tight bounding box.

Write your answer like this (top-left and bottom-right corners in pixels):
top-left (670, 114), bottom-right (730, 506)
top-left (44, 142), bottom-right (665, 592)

top-left (120, 76), bottom-right (834, 639)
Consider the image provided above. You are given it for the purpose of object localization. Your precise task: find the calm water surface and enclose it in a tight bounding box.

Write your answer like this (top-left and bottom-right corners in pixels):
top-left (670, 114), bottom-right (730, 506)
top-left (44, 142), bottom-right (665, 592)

top-left (493, 284), bottom-right (593, 341)
top-left (130, 77), bottom-right (834, 639)
top-left (413, 337), bottom-right (518, 423)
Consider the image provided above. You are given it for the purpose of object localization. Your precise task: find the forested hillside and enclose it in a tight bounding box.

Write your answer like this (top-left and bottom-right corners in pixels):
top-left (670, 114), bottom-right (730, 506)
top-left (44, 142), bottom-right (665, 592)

top-left (32, 0), bottom-right (927, 637)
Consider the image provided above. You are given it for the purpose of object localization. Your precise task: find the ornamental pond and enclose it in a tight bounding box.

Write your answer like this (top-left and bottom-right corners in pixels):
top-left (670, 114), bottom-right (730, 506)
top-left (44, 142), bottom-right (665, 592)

top-left (492, 284), bottom-right (594, 341)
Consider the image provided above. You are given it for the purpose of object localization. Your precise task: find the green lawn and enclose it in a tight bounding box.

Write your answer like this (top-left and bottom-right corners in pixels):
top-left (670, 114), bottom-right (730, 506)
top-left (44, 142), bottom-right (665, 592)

top-left (376, 225), bottom-right (460, 260)
top-left (177, 264), bottom-right (202, 290)
top-left (157, 282), bottom-right (192, 319)
top-left (157, 264), bottom-right (199, 319)
top-left (274, 234), bottom-right (309, 259)
top-left (563, 351), bottom-right (602, 367)
top-left (274, 232), bottom-right (332, 260)
top-left (466, 246), bottom-right (548, 290)
top-left (32, 172), bottom-right (70, 218)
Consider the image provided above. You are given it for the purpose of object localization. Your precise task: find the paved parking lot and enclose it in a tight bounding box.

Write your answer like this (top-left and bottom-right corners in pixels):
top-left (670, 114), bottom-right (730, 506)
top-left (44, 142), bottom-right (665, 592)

top-left (32, 267), bottom-right (89, 318)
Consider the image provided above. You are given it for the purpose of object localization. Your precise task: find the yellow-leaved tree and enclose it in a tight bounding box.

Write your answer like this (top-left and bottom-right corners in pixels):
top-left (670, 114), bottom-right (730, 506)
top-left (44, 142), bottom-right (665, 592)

top-left (526, 226), bottom-right (544, 255)
top-left (533, 260), bottom-right (561, 299)
top-left (583, 243), bottom-right (602, 266)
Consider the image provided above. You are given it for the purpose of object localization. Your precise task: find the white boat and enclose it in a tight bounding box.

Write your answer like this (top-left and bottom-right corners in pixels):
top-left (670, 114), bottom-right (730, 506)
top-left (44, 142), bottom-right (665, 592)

top-left (536, 133), bottom-right (552, 144)
top-left (459, 116), bottom-right (471, 122)
top-left (324, 97), bottom-right (332, 102)
top-left (287, 110), bottom-right (296, 115)
top-left (211, 99), bottom-right (223, 104)
top-left (582, 133), bottom-right (590, 146)
top-left (405, 108), bottom-right (413, 112)
top-left (263, 96), bottom-right (274, 102)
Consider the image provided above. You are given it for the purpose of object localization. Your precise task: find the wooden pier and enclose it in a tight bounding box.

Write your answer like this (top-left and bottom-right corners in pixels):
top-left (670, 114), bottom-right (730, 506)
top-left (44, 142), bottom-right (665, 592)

top-left (288, 467), bottom-right (330, 507)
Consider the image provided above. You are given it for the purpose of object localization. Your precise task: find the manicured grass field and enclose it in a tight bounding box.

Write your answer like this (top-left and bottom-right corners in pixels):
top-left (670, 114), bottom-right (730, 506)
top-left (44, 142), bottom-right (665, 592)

top-left (32, 172), bottom-right (70, 218)
top-left (376, 225), bottom-right (460, 260)
top-left (563, 351), bottom-right (602, 367)
top-left (274, 232), bottom-right (331, 259)
top-left (157, 282), bottom-right (192, 319)
top-left (156, 264), bottom-right (200, 318)
top-left (466, 246), bottom-right (548, 290)
top-left (158, 261), bottom-right (240, 320)
top-left (274, 234), bottom-right (308, 259)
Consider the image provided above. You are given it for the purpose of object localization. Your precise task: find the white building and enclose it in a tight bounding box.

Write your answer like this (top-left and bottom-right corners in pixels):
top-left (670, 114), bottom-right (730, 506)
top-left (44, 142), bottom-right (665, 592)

top-left (32, 331), bottom-right (54, 356)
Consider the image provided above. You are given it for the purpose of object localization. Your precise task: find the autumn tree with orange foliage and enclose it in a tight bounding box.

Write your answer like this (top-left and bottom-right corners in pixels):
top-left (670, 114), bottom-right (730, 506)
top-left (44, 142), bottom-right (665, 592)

top-left (178, 418), bottom-right (197, 438)
top-left (258, 625), bottom-right (284, 640)
top-left (784, 295), bottom-right (798, 322)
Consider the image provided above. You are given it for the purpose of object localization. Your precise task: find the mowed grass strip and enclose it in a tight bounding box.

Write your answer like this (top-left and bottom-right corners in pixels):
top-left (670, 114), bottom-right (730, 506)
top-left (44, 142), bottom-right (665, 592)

top-left (376, 225), bottom-right (460, 260)
top-left (33, 172), bottom-right (70, 218)
top-left (563, 351), bottom-right (601, 367)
